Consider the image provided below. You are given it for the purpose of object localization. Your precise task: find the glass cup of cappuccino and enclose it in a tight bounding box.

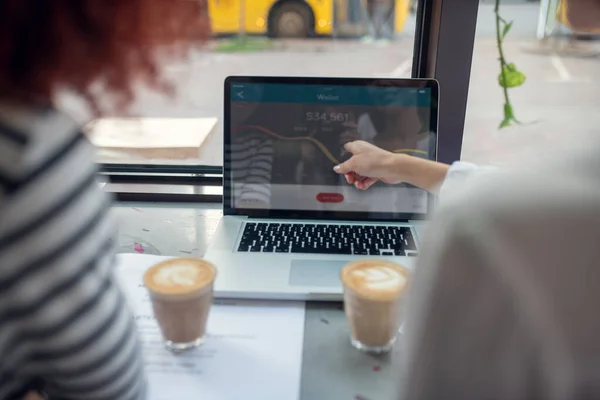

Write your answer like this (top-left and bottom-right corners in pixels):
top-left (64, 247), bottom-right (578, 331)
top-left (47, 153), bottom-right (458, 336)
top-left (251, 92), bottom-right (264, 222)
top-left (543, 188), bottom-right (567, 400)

top-left (143, 258), bottom-right (217, 352)
top-left (341, 259), bottom-right (409, 353)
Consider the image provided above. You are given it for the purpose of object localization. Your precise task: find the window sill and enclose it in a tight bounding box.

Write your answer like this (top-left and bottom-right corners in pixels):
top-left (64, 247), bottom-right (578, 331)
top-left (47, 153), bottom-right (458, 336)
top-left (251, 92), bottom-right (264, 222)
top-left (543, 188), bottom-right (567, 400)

top-left (99, 166), bottom-right (223, 203)
top-left (104, 182), bottom-right (222, 203)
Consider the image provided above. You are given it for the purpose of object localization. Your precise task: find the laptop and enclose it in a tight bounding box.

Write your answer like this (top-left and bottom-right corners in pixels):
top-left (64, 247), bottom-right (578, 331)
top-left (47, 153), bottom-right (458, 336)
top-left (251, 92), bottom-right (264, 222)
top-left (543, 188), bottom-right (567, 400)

top-left (205, 76), bottom-right (439, 300)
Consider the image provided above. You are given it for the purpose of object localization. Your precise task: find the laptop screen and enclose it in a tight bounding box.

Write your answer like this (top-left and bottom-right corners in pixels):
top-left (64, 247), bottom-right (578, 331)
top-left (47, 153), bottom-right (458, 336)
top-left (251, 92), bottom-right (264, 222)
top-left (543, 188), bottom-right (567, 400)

top-left (224, 78), bottom-right (438, 221)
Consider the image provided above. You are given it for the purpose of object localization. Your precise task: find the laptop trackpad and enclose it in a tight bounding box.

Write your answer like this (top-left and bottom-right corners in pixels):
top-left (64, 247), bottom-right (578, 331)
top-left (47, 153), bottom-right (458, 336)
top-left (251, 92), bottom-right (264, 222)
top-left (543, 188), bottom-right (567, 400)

top-left (289, 260), bottom-right (348, 287)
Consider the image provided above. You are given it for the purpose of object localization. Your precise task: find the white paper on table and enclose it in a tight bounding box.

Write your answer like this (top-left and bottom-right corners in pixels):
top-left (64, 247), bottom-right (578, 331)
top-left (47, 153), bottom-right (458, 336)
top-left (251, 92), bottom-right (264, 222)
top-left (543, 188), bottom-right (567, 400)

top-left (115, 254), bottom-right (306, 400)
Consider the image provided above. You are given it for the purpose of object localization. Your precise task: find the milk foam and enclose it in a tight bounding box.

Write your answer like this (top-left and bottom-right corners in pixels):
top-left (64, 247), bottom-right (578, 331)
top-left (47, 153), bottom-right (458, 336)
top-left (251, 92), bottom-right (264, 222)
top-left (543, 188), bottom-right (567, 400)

top-left (342, 261), bottom-right (409, 300)
top-left (152, 261), bottom-right (207, 288)
top-left (350, 266), bottom-right (407, 292)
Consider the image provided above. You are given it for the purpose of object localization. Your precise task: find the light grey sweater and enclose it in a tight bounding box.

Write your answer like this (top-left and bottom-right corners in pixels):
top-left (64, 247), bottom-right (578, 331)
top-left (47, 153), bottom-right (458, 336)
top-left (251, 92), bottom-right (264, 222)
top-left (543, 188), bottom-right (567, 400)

top-left (400, 141), bottom-right (600, 399)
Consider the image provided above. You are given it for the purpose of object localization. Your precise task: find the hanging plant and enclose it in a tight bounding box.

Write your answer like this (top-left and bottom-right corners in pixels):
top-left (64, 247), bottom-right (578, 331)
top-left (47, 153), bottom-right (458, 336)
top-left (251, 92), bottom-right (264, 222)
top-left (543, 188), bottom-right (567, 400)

top-left (495, 0), bottom-right (527, 128)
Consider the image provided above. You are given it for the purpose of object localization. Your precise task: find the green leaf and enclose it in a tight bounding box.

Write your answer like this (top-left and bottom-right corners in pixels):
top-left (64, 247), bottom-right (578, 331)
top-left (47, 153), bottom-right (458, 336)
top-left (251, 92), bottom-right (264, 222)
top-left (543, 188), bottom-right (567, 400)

top-left (502, 21), bottom-right (513, 39)
top-left (499, 119), bottom-right (512, 129)
top-left (498, 63), bottom-right (527, 88)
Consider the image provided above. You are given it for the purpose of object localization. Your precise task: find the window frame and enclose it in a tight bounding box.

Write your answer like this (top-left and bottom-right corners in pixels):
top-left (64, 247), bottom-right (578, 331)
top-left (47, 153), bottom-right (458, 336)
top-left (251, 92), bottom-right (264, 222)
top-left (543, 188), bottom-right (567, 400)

top-left (412, 0), bottom-right (479, 165)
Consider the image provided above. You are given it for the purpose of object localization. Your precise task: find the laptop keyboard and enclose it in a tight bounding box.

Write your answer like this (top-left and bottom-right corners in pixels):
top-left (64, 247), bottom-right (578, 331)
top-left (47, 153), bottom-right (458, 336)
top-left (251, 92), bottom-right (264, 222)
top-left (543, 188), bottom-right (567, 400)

top-left (237, 222), bottom-right (417, 256)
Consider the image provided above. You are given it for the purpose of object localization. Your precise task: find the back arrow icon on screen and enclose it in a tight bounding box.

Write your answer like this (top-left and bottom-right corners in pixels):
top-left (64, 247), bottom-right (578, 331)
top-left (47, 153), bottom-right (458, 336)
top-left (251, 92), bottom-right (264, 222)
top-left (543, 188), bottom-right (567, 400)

top-left (236, 91), bottom-right (244, 99)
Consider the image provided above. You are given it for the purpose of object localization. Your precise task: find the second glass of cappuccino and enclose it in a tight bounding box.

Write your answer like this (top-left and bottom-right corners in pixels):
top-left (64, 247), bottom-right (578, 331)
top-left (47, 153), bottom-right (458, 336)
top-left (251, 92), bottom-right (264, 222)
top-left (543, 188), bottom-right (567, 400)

top-left (340, 259), bottom-right (409, 354)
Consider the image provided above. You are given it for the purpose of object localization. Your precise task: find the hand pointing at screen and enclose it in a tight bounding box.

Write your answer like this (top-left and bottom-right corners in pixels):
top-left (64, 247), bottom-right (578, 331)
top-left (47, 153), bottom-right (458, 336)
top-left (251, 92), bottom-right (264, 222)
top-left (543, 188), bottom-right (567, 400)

top-left (333, 141), bottom-right (450, 193)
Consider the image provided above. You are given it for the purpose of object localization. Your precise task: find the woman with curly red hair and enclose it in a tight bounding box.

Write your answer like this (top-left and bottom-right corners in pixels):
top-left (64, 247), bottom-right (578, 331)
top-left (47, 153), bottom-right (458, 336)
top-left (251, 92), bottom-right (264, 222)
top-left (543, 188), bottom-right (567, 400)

top-left (0, 1), bottom-right (210, 399)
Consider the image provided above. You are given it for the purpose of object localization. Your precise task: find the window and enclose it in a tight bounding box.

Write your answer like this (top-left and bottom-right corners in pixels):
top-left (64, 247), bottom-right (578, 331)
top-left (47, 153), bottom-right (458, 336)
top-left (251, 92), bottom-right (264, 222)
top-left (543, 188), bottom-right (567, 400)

top-left (462, 0), bottom-right (600, 165)
top-left (67, 0), bottom-right (482, 202)
top-left (70, 0), bottom-right (420, 168)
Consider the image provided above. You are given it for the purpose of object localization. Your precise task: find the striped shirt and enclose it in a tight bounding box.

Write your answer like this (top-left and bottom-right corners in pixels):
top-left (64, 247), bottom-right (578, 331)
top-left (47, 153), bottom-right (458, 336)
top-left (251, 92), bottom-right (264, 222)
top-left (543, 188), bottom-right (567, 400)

top-left (0, 103), bottom-right (146, 400)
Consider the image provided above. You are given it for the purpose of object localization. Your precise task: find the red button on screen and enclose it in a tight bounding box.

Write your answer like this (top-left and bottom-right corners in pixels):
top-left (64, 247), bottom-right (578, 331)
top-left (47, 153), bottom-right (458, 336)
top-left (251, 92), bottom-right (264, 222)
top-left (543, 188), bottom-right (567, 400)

top-left (316, 193), bottom-right (344, 203)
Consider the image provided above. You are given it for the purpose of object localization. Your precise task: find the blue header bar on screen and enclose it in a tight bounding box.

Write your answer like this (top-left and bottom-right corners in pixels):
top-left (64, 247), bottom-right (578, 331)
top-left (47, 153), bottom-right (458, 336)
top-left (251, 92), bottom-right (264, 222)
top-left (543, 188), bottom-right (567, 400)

top-left (230, 83), bottom-right (431, 107)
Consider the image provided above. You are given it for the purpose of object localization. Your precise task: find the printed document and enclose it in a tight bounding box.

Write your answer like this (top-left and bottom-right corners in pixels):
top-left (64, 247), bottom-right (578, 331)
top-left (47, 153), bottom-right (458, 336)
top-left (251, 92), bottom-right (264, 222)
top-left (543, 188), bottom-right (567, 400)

top-left (115, 254), bottom-right (306, 400)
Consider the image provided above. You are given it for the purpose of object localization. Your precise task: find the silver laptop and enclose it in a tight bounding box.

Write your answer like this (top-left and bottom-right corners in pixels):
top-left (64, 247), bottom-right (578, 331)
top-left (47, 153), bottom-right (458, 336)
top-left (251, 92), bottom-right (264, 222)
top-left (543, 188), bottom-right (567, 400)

top-left (205, 76), bottom-right (439, 301)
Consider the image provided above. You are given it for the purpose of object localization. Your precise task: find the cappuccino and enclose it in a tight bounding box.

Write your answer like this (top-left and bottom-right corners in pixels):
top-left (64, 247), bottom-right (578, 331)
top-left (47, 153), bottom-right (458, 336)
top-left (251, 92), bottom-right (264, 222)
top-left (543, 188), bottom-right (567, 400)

top-left (144, 258), bottom-right (216, 352)
top-left (341, 260), bottom-right (409, 353)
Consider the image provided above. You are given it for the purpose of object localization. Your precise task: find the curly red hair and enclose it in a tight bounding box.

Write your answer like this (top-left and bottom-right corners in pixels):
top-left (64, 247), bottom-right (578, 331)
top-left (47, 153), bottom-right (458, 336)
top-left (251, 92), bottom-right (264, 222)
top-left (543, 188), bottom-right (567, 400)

top-left (0, 0), bottom-right (211, 112)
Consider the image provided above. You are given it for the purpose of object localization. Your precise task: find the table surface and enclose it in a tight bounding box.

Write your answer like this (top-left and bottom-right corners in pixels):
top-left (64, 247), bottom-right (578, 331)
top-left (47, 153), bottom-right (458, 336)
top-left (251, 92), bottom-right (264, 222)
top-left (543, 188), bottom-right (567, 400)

top-left (114, 202), bottom-right (404, 400)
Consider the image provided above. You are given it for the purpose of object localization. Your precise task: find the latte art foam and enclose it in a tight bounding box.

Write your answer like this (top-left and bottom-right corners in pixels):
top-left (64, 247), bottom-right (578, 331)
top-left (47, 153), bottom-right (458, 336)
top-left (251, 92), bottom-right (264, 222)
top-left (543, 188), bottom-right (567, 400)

top-left (144, 258), bottom-right (216, 296)
top-left (341, 260), bottom-right (408, 300)
top-left (153, 263), bottom-right (208, 287)
top-left (349, 266), bottom-right (407, 291)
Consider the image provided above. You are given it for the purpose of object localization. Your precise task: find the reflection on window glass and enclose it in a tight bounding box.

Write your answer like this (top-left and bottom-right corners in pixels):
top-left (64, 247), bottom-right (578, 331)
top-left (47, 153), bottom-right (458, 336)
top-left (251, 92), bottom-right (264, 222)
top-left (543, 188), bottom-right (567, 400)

top-left (462, 0), bottom-right (600, 166)
top-left (67, 0), bottom-right (417, 166)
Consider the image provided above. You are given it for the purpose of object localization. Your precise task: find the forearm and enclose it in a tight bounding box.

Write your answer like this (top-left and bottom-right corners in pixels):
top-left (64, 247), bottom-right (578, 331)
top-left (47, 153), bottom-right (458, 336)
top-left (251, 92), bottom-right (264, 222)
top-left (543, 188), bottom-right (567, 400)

top-left (392, 154), bottom-right (450, 193)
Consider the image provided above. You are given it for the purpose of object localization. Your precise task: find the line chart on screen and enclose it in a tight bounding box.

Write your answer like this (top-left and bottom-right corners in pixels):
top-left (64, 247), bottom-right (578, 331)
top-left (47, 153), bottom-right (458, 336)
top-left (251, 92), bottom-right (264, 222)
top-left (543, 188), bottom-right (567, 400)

top-left (232, 125), bottom-right (427, 165)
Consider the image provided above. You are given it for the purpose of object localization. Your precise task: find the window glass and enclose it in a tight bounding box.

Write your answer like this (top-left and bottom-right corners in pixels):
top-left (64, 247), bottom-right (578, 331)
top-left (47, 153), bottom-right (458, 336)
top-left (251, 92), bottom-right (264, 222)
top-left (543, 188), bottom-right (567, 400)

top-left (73, 0), bottom-right (418, 167)
top-left (462, 0), bottom-right (600, 165)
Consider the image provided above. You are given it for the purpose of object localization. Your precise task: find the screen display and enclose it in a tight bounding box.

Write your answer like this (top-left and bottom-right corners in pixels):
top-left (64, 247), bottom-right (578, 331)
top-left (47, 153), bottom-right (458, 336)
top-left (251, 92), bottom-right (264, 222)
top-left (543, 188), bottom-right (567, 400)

top-left (227, 82), bottom-right (436, 216)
